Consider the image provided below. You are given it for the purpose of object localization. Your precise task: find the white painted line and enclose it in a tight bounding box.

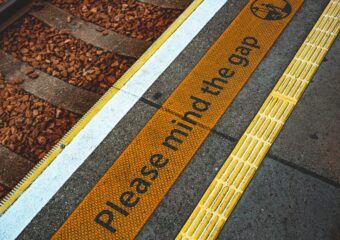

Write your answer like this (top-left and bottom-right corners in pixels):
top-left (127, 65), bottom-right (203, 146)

top-left (0, 0), bottom-right (229, 239)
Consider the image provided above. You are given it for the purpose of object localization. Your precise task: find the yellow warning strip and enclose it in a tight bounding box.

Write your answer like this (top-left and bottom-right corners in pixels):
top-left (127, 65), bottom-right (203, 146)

top-left (177, 1), bottom-right (340, 239)
top-left (53, 1), bottom-right (304, 239)
top-left (0, 0), bottom-right (204, 214)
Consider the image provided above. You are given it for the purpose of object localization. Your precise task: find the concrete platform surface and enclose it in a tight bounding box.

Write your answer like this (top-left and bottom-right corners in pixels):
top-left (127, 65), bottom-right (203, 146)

top-left (218, 158), bottom-right (340, 240)
top-left (18, 0), bottom-right (339, 239)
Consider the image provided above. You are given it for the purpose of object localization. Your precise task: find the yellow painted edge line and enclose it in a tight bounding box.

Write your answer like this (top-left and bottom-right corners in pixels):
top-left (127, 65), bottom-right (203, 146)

top-left (177, 1), bottom-right (340, 239)
top-left (0, 0), bottom-right (204, 214)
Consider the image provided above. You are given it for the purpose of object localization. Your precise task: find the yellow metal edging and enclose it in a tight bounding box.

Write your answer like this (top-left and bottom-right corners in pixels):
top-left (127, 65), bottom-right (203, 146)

top-left (0, 0), bottom-right (204, 214)
top-left (177, 1), bottom-right (340, 239)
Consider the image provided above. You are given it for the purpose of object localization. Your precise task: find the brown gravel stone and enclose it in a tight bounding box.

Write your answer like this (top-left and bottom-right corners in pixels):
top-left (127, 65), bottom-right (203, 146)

top-left (14, 77), bottom-right (25, 84)
top-left (28, 72), bottom-right (39, 79)
top-left (0, 16), bottom-right (135, 94)
top-left (51, 0), bottom-right (182, 41)
top-left (0, 75), bottom-right (80, 162)
top-left (25, 67), bottom-right (35, 75)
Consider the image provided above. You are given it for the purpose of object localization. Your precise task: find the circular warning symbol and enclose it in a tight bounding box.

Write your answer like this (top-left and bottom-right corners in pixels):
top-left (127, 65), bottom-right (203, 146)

top-left (251, 0), bottom-right (292, 20)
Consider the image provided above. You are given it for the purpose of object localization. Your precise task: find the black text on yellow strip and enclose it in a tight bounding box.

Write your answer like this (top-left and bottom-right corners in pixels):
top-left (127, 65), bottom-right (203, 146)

top-left (177, 1), bottom-right (339, 239)
top-left (53, 0), bottom-right (304, 239)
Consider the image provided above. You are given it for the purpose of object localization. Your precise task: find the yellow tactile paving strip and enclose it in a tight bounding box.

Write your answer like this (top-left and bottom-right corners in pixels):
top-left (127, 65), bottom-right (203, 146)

top-left (177, 1), bottom-right (340, 239)
top-left (53, 0), bottom-right (304, 239)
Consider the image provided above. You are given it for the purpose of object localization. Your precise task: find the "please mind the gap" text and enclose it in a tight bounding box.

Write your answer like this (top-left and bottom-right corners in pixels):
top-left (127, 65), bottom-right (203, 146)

top-left (95, 36), bottom-right (260, 234)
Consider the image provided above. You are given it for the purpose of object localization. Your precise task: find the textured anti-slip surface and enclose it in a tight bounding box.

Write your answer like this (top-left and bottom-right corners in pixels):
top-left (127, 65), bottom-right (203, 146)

top-left (177, 1), bottom-right (340, 239)
top-left (53, 0), bottom-right (304, 239)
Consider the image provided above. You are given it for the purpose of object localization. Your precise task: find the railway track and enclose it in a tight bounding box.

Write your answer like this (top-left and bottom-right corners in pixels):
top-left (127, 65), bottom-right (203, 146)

top-left (0, 0), bottom-right (192, 205)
